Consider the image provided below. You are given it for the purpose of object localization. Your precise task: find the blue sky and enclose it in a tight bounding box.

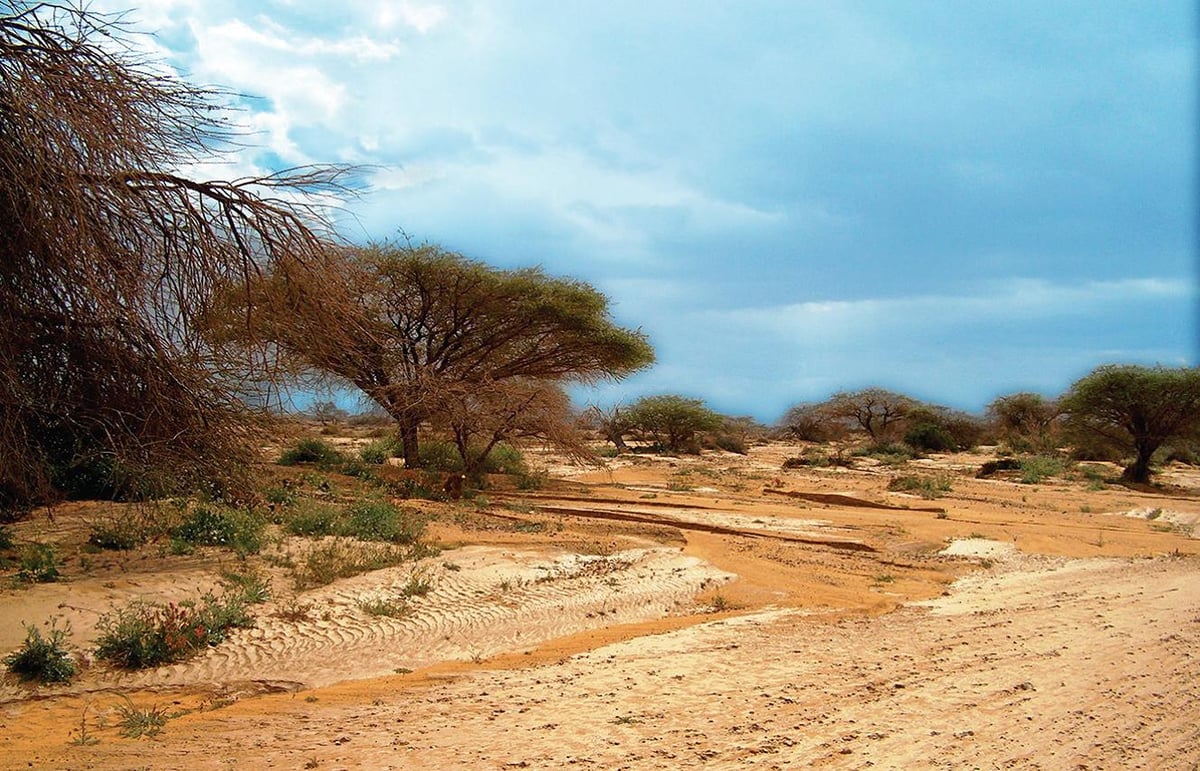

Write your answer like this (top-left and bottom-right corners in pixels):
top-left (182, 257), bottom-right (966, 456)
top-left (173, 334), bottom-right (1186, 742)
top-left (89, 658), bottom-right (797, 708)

top-left (103, 1), bottom-right (1195, 421)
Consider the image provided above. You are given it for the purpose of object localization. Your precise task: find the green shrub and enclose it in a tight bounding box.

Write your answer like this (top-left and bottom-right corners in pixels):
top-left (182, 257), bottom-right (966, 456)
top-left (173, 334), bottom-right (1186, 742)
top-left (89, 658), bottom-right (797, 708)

top-left (1019, 455), bottom-right (1066, 484)
top-left (418, 439), bottom-right (464, 472)
top-left (480, 443), bottom-right (525, 475)
top-left (94, 593), bottom-right (253, 669)
top-left (887, 474), bottom-right (953, 499)
top-left (171, 505), bottom-right (265, 555)
top-left (359, 438), bottom-right (400, 465)
top-left (278, 438), bottom-right (344, 468)
top-left (286, 500), bottom-right (342, 537)
top-left (904, 423), bottom-right (957, 453)
top-left (4, 619), bottom-right (77, 683)
top-left (0, 525), bottom-right (13, 550)
top-left (263, 485), bottom-right (299, 507)
top-left (345, 500), bottom-right (426, 544)
top-left (18, 543), bottom-right (61, 582)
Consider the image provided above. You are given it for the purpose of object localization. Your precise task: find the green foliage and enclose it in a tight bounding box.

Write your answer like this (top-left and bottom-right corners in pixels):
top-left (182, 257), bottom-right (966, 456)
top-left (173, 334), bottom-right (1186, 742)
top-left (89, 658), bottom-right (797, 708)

top-left (94, 593), bottom-right (253, 669)
top-left (0, 524), bottom-right (11, 550)
top-left (263, 484), bottom-right (299, 507)
top-left (278, 438), bottom-right (344, 468)
top-left (5, 619), bottom-right (77, 683)
top-left (286, 500), bottom-right (342, 537)
top-left (290, 539), bottom-right (412, 590)
top-left (887, 474), bottom-right (953, 499)
top-left (627, 395), bottom-right (722, 453)
top-left (220, 569), bottom-right (271, 605)
top-left (481, 443), bottom-right (525, 475)
top-left (18, 543), bottom-right (61, 582)
top-left (170, 505), bottom-right (265, 555)
top-left (1018, 455), bottom-right (1066, 484)
top-left (418, 439), bottom-right (466, 472)
top-left (344, 500), bottom-right (426, 544)
top-left (115, 698), bottom-right (169, 738)
top-left (359, 437), bottom-right (400, 465)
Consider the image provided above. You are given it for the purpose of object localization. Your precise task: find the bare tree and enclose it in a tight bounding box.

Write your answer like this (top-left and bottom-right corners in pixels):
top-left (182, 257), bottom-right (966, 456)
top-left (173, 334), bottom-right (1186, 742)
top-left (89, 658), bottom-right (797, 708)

top-left (0, 3), bottom-right (345, 508)
top-left (428, 378), bottom-right (590, 478)
top-left (825, 388), bottom-right (916, 443)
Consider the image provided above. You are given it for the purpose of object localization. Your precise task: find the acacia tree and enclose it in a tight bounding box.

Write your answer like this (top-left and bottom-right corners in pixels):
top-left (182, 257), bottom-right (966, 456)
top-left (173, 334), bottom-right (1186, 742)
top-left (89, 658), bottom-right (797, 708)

top-left (243, 242), bottom-right (654, 466)
top-left (1060, 365), bottom-right (1200, 484)
top-left (0, 3), bottom-right (343, 508)
top-left (825, 388), bottom-right (916, 443)
top-left (626, 395), bottom-right (722, 453)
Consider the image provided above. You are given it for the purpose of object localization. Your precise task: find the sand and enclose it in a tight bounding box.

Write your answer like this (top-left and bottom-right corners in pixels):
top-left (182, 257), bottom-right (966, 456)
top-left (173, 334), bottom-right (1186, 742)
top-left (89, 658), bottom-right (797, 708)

top-left (1, 444), bottom-right (1197, 769)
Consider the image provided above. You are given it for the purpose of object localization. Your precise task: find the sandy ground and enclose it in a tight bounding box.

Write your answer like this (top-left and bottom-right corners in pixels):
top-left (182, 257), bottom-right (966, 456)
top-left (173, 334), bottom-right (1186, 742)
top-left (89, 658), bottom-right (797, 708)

top-left (2, 443), bottom-right (1198, 769)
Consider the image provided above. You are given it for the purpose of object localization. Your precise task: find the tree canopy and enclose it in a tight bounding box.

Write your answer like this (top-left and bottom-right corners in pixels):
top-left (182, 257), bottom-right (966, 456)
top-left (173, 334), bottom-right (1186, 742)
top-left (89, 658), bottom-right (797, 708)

top-left (0, 2), bottom-right (343, 509)
top-left (625, 395), bottom-right (722, 453)
top-left (1061, 365), bottom-right (1200, 483)
top-left (241, 242), bottom-right (654, 466)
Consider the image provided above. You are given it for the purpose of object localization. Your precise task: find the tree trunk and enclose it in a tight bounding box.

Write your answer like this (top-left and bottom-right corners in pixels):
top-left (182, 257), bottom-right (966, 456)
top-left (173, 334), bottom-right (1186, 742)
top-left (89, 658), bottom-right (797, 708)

top-left (398, 415), bottom-right (420, 468)
top-left (1122, 441), bottom-right (1156, 484)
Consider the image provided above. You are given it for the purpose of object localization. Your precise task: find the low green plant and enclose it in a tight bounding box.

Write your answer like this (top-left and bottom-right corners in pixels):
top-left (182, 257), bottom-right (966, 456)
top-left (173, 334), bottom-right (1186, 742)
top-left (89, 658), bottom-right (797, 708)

top-left (344, 500), bottom-right (426, 544)
top-left (94, 593), bottom-right (253, 669)
top-left (67, 703), bottom-right (100, 746)
top-left (887, 474), bottom-right (953, 499)
top-left (1019, 455), bottom-right (1066, 484)
top-left (263, 485), bottom-right (299, 507)
top-left (359, 438), bottom-right (400, 465)
top-left (357, 597), bottom-right (410, 618)
top-left (278, 438), bottom-right (344, 468)
top-left (170, 504), bottom-right (265, 556)
top-left (4, 619), bottom-right (77, 683)
top-left (401, 565), bottom-right (435, 597)
top-left (115, 698), bottom-right (169, 738)
top-left (417, 439), bottom-right (464, 472)
top-left (220, 569), bottom-right (271, 605)
top-left (286, 500), bottom-right (343, 537)
top-left (0, 524), bottom-right (12, 550)
top-left (18, 543), bottom-right (61, 583)
top-left (290, 539), bottom-right (411, 590)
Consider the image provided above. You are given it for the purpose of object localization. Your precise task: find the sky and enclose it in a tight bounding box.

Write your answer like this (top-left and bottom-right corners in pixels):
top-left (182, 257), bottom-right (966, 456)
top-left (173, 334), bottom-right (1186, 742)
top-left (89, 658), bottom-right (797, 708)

top-left (96, 0), bottom-right (1196, 421)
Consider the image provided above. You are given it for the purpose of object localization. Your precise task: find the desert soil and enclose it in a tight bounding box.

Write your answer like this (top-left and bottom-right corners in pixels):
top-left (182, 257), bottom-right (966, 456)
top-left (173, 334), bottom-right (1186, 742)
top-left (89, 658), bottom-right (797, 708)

top-left (1, 443), bottom-right (1198, 769)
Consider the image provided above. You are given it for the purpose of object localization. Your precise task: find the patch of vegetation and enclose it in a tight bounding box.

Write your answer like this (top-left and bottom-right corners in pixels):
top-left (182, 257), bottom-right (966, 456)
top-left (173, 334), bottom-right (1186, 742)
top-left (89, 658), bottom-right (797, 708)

top-left (357, 597), bottom-right (410, 618)
top-left (263, 484), bottom-right (300, 507)
top-left (359, 437), bottom-right (400, 465)
top-left (290, 539), bottom-right (413, 591)
top-left (1019, 455), bottom-right (1066, 484)
top-left (401, 565), bottom-right (435, 597)
top-left (418, 439), bottom-right (465, 472)
top-left (278, 438), bottom-right (344, 469)
top-left (170, 504), bottom-right (265, 556)
top-left (115, 698), bottom-right (169, 738)
top-left (887, 474), bottom-right (953, 499)
top-left (94, 593), bottom-right (254, 669)
top-left (344, 500), bottom-right (426, 544)
top-left (285, 500), bottom-right (343, 537)
top-left (17, 543), bottom-right (61, 583)
top-left (220, 569), bottom-right (271, 605)
top-left (4, 619), bottom-right (77, 684)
